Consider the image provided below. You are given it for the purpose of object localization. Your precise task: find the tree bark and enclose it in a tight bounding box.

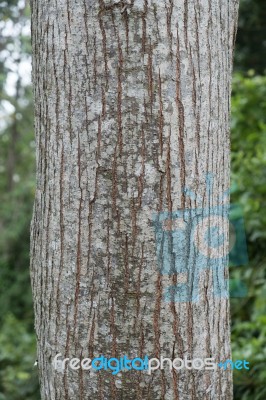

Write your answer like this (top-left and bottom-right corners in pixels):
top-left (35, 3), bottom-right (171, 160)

top-left (30, 0), bottom-right (239, 398)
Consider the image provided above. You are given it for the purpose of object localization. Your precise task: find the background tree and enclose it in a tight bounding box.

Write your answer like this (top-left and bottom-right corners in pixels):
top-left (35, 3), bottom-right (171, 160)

top-left (235, 0), bottom-right (266, 74)
top-left (0, 1), bottom-right (38, 399)
top-left (30, 0), bottom-right (239, 398)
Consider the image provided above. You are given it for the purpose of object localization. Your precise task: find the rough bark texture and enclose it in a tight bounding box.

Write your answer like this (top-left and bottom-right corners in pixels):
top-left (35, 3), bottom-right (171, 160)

top-left (30, 0), bottom-right (239, 398)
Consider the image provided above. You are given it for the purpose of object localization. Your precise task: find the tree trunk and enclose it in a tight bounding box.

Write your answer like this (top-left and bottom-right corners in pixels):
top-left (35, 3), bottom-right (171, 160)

top-left (30, 0), bottom-right (239, 398)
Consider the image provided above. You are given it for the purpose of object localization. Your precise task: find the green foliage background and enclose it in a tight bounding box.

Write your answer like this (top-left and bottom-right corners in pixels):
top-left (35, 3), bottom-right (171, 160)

top-left (0, 0), bottom-right (265, 399)
top-left (230, 73), bottom-right (266, 399)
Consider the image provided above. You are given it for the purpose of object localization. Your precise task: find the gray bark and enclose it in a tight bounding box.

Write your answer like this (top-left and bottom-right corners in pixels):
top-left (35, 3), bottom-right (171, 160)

top-left (30, 0), bottom-right (239, 398)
